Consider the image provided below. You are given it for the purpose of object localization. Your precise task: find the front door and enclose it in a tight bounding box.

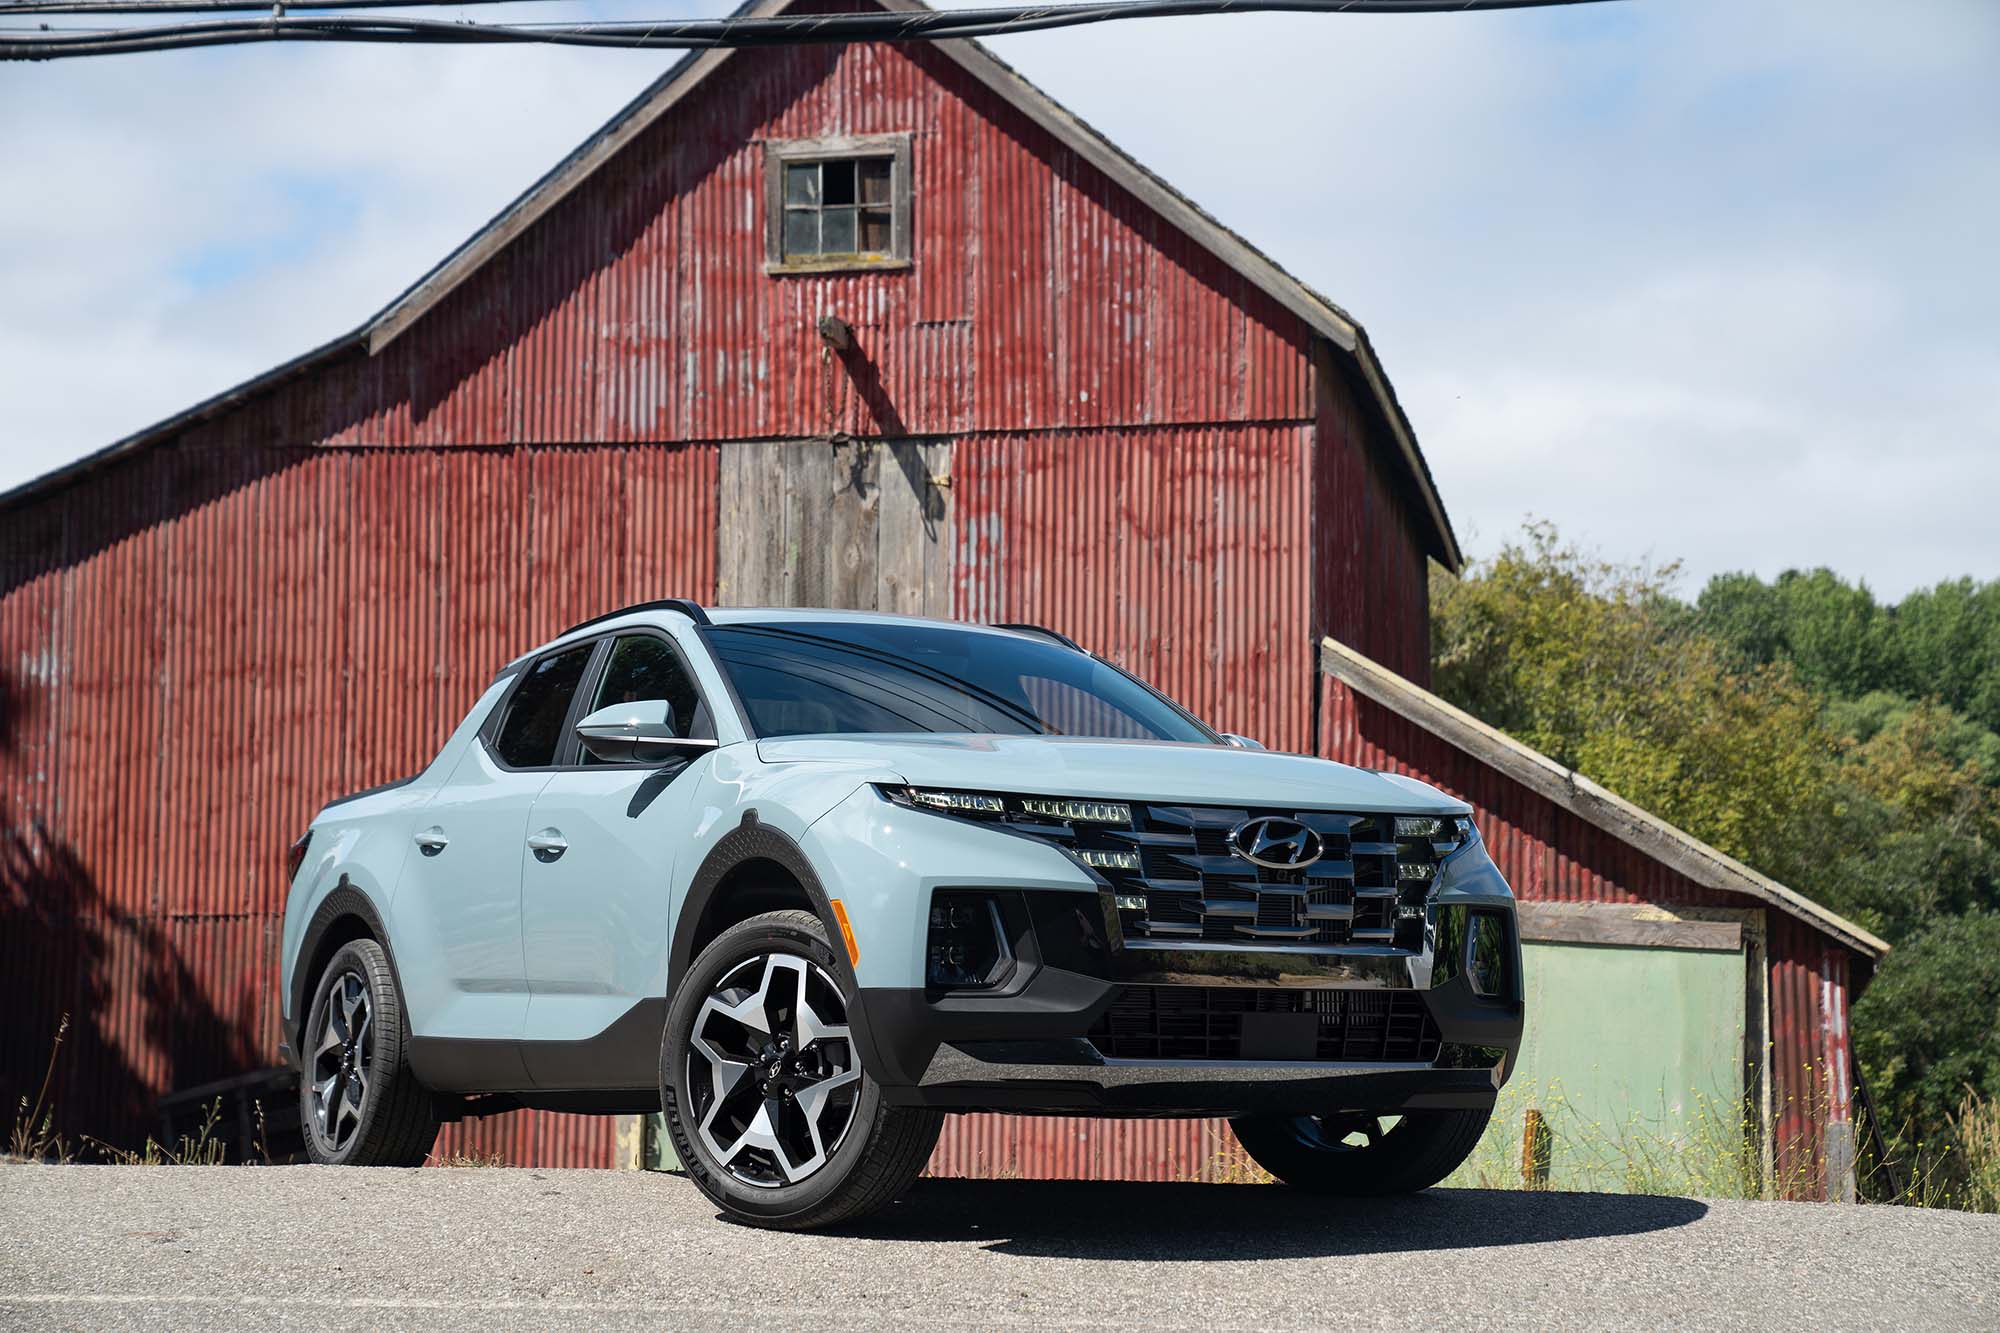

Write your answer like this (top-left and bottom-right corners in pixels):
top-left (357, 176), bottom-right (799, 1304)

top-left (717, 437), bottom-right (952, 611)
top-left (393, 640), bottom-right (595, 1073)
top-left (520, 629), bottom-right (714, 1088)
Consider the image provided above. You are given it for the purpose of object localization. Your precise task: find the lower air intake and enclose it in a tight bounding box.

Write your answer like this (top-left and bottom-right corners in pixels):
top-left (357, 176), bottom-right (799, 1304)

top-left (1088, 986), bottom-right (1442, 1063)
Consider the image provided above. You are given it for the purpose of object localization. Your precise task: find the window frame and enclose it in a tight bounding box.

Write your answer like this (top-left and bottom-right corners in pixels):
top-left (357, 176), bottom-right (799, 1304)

top-left (763, 133), bottom-right (913, 275)
top-left (481, 629), bottom-right (716, 772)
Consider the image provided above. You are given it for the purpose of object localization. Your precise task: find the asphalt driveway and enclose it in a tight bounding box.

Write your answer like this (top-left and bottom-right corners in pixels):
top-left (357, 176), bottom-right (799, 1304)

top-left (2, 1165), bottom-right (1994, 1329)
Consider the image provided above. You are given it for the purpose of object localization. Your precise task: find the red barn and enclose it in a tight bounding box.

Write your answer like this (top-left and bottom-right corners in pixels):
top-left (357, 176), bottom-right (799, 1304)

top-left (0, 0), bottom-right (1880, 1197)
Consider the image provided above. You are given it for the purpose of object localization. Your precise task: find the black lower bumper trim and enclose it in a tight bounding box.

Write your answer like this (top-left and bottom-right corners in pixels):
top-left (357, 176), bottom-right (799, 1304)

top-left (853, 965), bottom-right (1522, 1116)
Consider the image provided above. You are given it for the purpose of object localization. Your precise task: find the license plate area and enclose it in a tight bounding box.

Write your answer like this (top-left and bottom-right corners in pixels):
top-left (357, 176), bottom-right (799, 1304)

top-left (1237, 1010), bottom-right (1319, 1061)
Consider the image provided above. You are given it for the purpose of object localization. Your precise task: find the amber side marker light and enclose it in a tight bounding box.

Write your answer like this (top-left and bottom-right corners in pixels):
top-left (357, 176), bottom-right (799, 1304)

top-left (828, 898), bottom-right (861, 968)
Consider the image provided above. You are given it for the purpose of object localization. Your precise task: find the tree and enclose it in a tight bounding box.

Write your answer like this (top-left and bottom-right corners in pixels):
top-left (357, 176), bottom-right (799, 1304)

top-left (1431, 523), bottom-right (1844, 895)
top-left (1853, 913), bottom-right (2000, 1151)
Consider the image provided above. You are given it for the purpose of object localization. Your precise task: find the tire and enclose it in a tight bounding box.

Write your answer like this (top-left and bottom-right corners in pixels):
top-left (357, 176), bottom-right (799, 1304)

top-left (661, 908), bottom-right (942, 1230)
top-left (299, 937), bottom-right (438, 1167)
top-left (1230, 1105), bottom-right (1492, 1195)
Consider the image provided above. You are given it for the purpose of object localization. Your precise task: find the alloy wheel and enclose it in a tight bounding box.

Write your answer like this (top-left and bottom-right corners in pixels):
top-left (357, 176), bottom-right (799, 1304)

top-left (310, 969), bottom-right (374, 1152)
top-left (685, 952), bottom-right (861, 1188)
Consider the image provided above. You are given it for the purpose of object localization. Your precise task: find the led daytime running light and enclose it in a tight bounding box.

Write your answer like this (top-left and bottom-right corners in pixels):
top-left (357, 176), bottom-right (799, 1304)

top-left (1022, 797), bottom-right (1133, 825)
top-left (1077, 849), bottom-right (1141, 871)
top-left (909, 788), bottom-right (1006, 814)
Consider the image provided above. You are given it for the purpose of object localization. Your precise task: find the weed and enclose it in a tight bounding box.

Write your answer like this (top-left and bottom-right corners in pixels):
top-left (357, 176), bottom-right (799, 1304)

top-left (8, 1013), bottom-right (75, 1163)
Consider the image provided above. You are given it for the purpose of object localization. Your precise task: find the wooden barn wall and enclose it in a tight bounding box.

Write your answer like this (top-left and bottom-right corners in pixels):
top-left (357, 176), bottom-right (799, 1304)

top-left (0, 441), bottom-right (718, 1161)
top-left (1317, 673), bottom-right (1853, 1200)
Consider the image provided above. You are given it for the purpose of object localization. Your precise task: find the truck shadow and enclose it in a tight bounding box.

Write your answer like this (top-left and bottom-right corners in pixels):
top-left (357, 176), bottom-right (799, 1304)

top-left (847, 1180), bottom-right (1707, 1259)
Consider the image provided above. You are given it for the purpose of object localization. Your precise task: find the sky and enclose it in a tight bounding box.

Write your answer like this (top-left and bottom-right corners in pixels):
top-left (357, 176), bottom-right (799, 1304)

top-left (2, 0), bottom-right (1995, 601)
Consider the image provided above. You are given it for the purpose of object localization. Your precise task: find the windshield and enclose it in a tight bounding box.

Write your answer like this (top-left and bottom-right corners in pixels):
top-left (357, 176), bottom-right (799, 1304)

top-left (707, 622), bottom-right (1217, 743)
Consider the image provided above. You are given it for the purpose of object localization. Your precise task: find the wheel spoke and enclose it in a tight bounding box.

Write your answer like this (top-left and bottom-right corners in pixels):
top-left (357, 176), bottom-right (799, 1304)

top-left (794, 989), bottom-right (849, 1052)
top-left (314, 1013), bottom-right (344, 1061)
top-left (793, 1066), bottom-right (860, 1166)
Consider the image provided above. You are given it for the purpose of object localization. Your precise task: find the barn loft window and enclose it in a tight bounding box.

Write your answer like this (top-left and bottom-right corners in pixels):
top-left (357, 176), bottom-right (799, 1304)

top-left (764, 134), bottom-right (912, 274)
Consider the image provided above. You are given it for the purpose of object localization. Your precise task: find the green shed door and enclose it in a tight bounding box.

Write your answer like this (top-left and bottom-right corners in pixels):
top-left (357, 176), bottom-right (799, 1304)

top-left (1452, 932), bottom-right (1750, 1194)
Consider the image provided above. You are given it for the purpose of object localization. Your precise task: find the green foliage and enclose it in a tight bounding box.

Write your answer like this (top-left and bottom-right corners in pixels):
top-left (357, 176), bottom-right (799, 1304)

top-left (1434, 522), bottom-right (2000, 1174)
top-left (1693, 569), bottom-right (2000, 735)
top-left (1431, 523), bottom-right (1844, 893)
top-left (1854, 913), bottom-right (2000, 1154)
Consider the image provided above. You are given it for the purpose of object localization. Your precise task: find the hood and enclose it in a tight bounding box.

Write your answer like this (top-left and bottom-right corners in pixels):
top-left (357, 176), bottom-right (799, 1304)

top-left (754, 734), bottom-right (1467, 814)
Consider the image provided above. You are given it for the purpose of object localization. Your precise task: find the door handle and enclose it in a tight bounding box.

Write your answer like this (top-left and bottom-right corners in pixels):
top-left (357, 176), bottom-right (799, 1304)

top-left (414, 826), bottom-right (449, 856)
top-left (526, 828), bottom-right (569, 863)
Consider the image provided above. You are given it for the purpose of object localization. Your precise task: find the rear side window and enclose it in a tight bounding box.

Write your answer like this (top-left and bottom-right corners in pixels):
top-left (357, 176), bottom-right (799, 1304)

top-left (493, 642), bottom-right (594, 768)
top-left (581, 634), bottom-right (712, 764)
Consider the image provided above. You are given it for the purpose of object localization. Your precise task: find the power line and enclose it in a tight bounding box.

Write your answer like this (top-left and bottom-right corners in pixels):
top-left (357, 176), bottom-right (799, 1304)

top-left (1, 0), bottom-right (1620, 61)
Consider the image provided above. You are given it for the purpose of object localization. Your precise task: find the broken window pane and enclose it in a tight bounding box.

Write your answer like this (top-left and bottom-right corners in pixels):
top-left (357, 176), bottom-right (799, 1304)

top-left (822, 160), bottom-right (856, 206)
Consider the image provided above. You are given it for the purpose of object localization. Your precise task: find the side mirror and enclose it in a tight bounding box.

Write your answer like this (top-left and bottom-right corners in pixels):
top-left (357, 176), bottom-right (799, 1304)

top-left (574, 700), bottom-right (717, 764)
top-left (1220, 733), bottom-right (1266, 751)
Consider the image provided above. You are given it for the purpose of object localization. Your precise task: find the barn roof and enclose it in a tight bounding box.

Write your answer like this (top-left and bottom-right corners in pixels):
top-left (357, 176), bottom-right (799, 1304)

top-left (0, 0), bottom-right (1460, 567)
top-left (1320, 635), bottom-right (1891, 959)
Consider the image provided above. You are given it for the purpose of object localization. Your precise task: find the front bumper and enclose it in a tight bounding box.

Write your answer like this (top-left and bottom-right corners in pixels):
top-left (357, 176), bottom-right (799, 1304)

top-left (851, 893), bottom-right (1524, 1117)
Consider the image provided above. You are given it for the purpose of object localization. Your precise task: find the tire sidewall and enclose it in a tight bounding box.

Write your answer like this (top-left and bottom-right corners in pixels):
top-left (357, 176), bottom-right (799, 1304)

top-left (661, 911), bottom-right (886, 1224)
top-left (300, 938), bottom-right (406, 1166)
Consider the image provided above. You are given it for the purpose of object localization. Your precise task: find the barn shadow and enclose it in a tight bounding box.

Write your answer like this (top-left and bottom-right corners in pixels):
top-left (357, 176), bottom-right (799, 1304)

top-left (0, 663), bottom-right (267, 1157)
top-left (837, 1179), bottom-right (1707, 1259)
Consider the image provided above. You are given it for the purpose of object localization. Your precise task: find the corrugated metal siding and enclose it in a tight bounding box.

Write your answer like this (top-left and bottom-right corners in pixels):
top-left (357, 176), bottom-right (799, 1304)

top-left (952, 424), bottom-right (1316, 754)
top-left (928, 1114), bottom-right (1261, 1183)
top-left (1312, 355), bottom-right (1431, 684)
top-left (275, 34), bottom-right (1313, 452)
top-left (433, 1110), bottom-right (618, 1169)
top-left (1318, 672), bottom-right (1853, 1200)
top-left (0, 443), bottom-right (718, 1157)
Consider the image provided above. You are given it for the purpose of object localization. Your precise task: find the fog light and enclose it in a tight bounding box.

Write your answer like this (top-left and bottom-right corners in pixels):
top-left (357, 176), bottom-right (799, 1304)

top-left (927, 892), bottom-right (1014, 990)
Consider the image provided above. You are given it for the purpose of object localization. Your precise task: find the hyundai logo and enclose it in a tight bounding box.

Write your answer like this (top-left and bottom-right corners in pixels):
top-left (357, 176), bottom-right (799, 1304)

top-left (1228, 816), bottom-right (1323, 869)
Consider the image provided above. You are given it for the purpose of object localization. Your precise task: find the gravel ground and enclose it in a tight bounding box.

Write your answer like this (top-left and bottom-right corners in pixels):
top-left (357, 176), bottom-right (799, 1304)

top-left (1, 1164), bottom-right (1995, 1330)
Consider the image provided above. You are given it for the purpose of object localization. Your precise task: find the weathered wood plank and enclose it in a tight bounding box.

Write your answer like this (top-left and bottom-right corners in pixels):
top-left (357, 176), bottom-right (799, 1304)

top-left (1515, 901), bottom-right (1743, 953)
top-left (716, 439), bottom-right (786, 607)
top-left (922, 440), bottom-right (953, 618)
top-left (826, 439), bottom-right (879, 610)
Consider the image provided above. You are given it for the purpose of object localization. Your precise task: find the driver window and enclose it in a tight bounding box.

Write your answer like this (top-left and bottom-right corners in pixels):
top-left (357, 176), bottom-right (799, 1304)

top-left (584, 634), bottom-right (710, 764)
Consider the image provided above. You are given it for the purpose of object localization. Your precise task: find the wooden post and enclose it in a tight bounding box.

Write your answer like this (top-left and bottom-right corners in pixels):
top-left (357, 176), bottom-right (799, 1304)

top-left (1521, 1108), bottom-right (1551, 1189)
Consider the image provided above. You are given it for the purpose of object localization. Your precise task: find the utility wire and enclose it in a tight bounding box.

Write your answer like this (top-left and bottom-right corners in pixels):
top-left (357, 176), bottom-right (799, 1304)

top-left (2, 0), bottom-right (1620, 61)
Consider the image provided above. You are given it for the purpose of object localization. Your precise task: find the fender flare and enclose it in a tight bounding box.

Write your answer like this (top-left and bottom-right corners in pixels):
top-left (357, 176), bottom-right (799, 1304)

top-left (288, 881), bottom-right (409, 1062)
top-left (668, 815), bottom-right (855, 996)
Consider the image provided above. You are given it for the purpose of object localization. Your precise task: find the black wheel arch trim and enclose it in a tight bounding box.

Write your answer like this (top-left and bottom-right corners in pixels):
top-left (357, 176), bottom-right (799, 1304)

top-left (288, 881), bottom-right (408, 1070)
top-left (669, 815), bottom-right (855, 991)
top-left (669, 815), bottom-right (893, 1080)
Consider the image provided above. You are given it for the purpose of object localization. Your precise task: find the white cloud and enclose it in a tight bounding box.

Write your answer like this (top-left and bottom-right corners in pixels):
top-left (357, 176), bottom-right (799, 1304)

top-left (2, 0), bottom-right (1995, 599)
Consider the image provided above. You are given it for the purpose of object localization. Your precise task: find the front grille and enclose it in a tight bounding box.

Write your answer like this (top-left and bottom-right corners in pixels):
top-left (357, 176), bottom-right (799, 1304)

top-left (1038, 801), bottom-right (1445, 948)
top-left (1089, 986), bottom-right (1443, 1063)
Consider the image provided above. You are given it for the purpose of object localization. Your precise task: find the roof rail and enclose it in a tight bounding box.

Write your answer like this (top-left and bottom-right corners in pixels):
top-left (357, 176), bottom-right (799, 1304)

top-left (994, 622), bottom-right (1084, 652)
top-left (561, 598), bottom-right (711, 637)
